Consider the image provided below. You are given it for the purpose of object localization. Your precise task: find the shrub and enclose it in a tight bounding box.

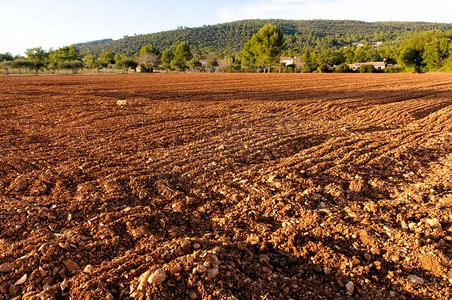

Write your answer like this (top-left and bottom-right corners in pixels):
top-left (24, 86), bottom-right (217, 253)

top-left (317, 64), bottom-right (331, 73)
top-left (335, 63), bottom-right (351, 73)
top-left (385, 66), bottom-right (403, 73)
top-left (359, 64), bottom-right (375, 73)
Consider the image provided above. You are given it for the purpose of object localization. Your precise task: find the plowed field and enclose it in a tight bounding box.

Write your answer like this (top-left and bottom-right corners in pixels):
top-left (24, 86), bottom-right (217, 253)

top-left (0, 73), bottom-right (451, 299)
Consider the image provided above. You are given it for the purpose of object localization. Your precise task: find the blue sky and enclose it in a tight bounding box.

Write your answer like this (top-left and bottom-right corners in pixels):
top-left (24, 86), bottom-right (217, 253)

top-left (1, 0), bottom-right (451, 55)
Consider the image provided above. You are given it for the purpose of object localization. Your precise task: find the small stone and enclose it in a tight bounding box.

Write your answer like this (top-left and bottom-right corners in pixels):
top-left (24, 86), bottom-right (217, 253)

top-left (408, 274), bottom-right (424, 284)
top-left (207, 267), bottom-right (219, 279)
top-left (190, 292), bottom-right (198, 299)
top-left (425, 218), bottom-right (440, 228)
top-left (323, 267), bottom-right (332, 275)
top-left (283, 286), bottom-right (290, 295)
top-left (106, 293), bottom-right (114, 300)
top-left (389, 291), bottom-right (396, 297)
top-left (0, 263), bottom-right (16, 273)
top-left (361, 217), bottom-right (371, 226)
top-left (38, 267), bottom-right (47, 277)
top-left (247, 234), bottom-right (260, 245)
top-left (24, 245), bottom-right (38, 252)
top-left (401, 220), bottom-right (408, 229)
top-left (148, 269), bottom-right (167, 285)
top-left (415, 239), bottom-right (422, 247)
top-left (267, 174), bottom-right (276, 183)
top-left (193, 243), bottom-right (201, 249)
top-left (83, 264), bottom-right (93, 274)
top-left (195, 264), bottom-right (207, 274)
top-left (61, 278), bottom-right (69, 291)
top-left (137, 270), bottom-right (151, 290)
top-left (170, 263), bottom-right (182, 275)
top-left (15, 274), bottom-right (27, 285)
top-left (9, 284), bottom-right (20, 296)
top-left (349, 176), bottom-right (365, 193)
top-left (42, 276), bottom-right (53, 285)
top-left (116, 100), bottom-right (127, 106)
top-left (63, 259), bottom-right (80, 273)
top-left (345, 281), bottom-right (354, 294)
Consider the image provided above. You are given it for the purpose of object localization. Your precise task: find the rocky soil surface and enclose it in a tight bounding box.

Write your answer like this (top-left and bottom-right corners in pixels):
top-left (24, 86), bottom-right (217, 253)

top-left (0, 73), bottom-right (451, 299)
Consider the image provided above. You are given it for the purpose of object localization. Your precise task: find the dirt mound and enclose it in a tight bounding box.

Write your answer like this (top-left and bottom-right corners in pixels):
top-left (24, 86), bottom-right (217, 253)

top-left (0, 73), bottom-right (451, 299)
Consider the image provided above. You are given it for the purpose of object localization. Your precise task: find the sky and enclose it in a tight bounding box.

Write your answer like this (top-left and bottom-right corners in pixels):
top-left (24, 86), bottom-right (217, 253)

top-left (1, 0), bottom-right (451, 55)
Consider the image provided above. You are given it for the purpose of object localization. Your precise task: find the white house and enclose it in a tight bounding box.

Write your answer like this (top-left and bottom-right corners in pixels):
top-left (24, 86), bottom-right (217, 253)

top-left (347, 61), bottom-right (386, 71)
top-left (280, 57), bottom-right (295, 66)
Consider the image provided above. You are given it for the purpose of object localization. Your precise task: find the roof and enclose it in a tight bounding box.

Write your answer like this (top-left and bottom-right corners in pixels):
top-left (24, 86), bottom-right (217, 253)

top-left (355, 61), bottom-right (385, 67)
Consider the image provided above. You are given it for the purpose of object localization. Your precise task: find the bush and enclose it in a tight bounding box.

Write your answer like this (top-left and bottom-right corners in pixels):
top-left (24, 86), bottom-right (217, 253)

top-left (385, 66), bottom-right (403, 73)
top-left (301, 65), bottom-right (314, 73)
top-left (60, 60), bottom-right (84, 74)
top-left (317, 64), bottom-right (331, 73)
top-left (335, 63), bottom-right (351, 73)
top-left (359, 64), bottom-right (375, 73)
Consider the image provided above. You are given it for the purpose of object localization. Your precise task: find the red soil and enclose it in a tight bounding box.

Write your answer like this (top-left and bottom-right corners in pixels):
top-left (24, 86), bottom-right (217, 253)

top-left (0, 73), bottom-right (451, 299)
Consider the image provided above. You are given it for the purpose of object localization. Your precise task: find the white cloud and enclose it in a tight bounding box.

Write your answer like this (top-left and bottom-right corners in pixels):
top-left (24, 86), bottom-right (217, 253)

top-left (217, 0), bottom-right (452, 23)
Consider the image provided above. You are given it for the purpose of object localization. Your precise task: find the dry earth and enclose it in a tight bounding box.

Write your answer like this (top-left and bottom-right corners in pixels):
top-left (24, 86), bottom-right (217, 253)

top-left (0, 73), bottom-right (451, 299)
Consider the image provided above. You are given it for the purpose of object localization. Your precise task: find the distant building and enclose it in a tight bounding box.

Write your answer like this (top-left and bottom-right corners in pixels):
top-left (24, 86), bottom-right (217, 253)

top-left (280, 57), bottom-right (295, 66)
top-left (347, 61), bottom-right (386, 71)
top-left (198, 59), bottom-right (219, 72)
top-left (373, 41), bottom-right (383, 47)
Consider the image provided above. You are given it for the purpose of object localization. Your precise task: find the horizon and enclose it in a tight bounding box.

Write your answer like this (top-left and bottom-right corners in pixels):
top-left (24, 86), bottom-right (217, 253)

top-left (1, 0), bottom-right (451, 56)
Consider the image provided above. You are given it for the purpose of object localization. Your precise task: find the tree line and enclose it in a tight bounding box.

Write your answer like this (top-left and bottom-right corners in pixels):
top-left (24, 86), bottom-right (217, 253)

top-left (1, 24), bottom-right (452, 74)
top-left (77, 19), bottom-right (452, 57)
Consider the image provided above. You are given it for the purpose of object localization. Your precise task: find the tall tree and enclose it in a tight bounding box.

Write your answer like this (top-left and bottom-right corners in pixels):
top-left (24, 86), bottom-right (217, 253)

top-left (25, 47), bottom-right (48, 73)
top-left (160, 49), bottom-right (174, 70)
top-left (83, 54), bottom-right (102, 72)
top-left (25, 47), bottom-right (48, 61)
top-left (50, 45), bottom-right (79, 63)
top-left (0, 52), bottom-right (14, 62)
top-left (139, 44), bottom-right (159, 56)
top-left (172, 42), bottom-right (192, 70)
top-left (137, 44), bottom-right (160, 72)
top-left (99, 51), bottom-right (115, 67)
top-left (241, 23), bottom-right (284, 72)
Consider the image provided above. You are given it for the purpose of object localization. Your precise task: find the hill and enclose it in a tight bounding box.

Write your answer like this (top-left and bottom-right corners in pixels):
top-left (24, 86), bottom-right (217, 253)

top-left (74, 38), bottom-right (113, 48)
top-left (77, 19), bottom-right (452, 56)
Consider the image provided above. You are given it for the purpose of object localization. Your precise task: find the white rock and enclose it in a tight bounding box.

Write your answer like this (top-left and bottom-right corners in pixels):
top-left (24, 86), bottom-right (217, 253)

top-left (116, 100), bottom-right (127, 106)
top-left (148, 269), bottom-right (167, 285)
top-left (425, 218), bottom-right (440, 228)
top-left (15, 274), bottom-right (27, 285)
top-left (137, 270), bottom-right (151, 290)
top-left (83, 264), bottom-right (93, 274)
top-left (345, 281), bottom-right (355, 294)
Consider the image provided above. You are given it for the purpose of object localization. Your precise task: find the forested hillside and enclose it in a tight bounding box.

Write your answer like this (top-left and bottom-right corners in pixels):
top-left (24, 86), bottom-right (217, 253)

top-left (77, 19), bottom-right (452, 56)
top-left (74, 39), bottom-right (113, 48)
top-left (2, 19), bottom-right (452, 74)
